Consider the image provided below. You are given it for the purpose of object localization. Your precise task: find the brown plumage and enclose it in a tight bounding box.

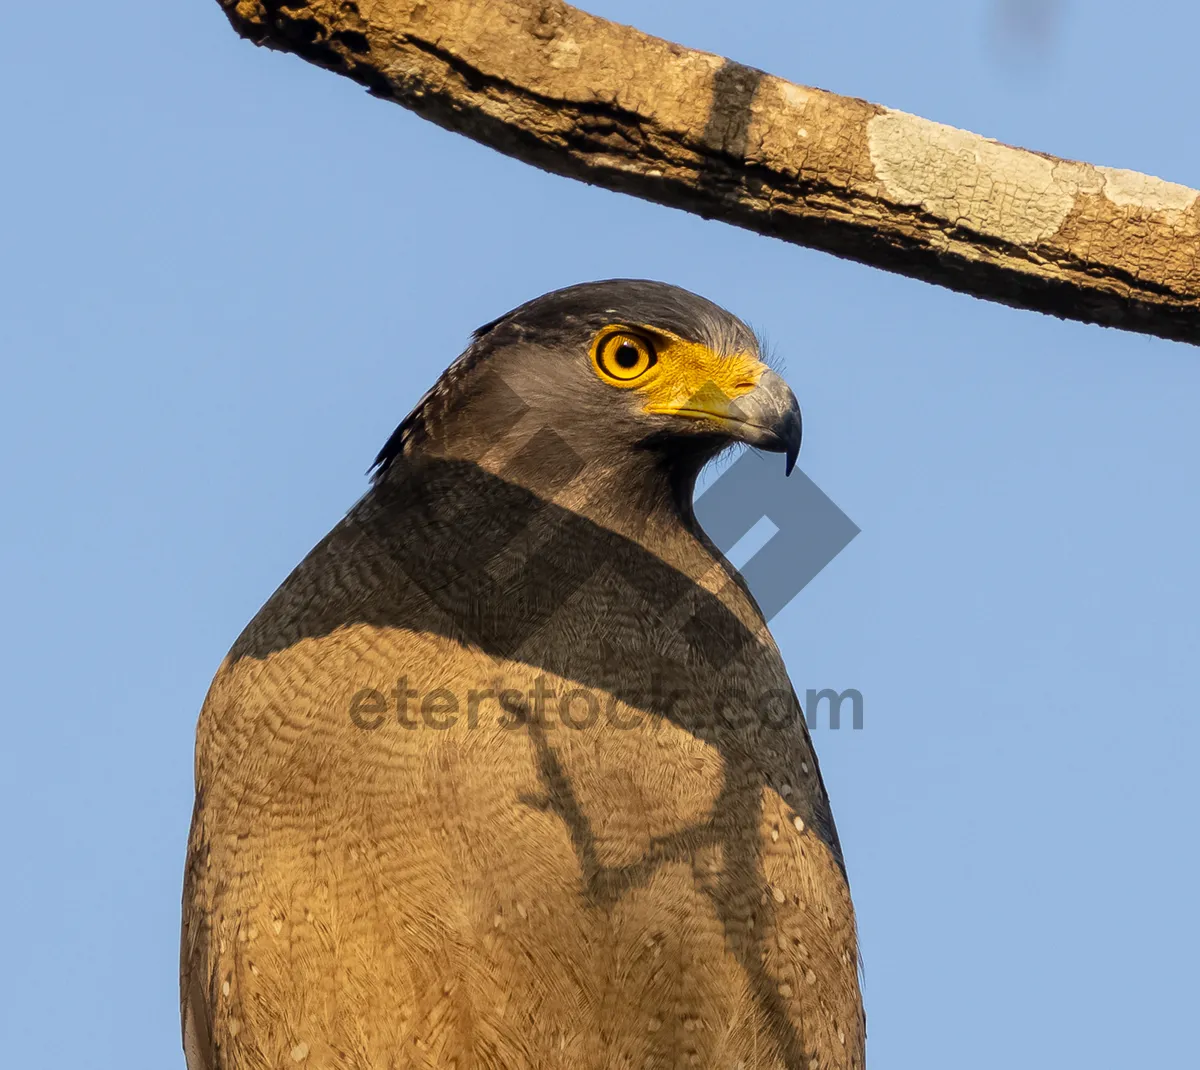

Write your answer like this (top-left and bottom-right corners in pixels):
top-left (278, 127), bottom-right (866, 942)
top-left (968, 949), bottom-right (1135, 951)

top-left (182, 280), bottom-right (863, 1069)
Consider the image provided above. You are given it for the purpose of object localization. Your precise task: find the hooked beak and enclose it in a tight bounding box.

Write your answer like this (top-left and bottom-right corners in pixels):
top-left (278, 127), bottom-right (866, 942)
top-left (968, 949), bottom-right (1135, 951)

top-left (726, 368), bottom-right (803, 475)
top-left (665, 368), bottom-right (802, 475)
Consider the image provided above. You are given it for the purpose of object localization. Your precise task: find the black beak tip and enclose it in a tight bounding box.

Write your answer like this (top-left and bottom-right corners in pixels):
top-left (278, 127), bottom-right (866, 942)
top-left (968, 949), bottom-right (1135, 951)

top-left (782, 409), bottom-right (802, 477)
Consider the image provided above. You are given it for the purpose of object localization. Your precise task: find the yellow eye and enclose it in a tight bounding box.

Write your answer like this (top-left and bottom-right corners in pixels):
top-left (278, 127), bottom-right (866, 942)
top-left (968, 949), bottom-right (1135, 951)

top-left (592, 329), bottom-right (657, 384)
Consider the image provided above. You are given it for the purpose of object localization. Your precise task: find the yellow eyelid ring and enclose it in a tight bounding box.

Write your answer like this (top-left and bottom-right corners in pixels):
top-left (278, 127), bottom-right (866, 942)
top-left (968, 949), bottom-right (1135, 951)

top-left (590, 327), bottom-right (659, 385)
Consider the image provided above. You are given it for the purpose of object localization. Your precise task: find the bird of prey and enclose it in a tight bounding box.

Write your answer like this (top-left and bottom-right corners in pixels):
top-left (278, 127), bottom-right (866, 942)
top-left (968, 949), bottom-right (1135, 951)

top-left (182, 280), bottom-right (863, 1070)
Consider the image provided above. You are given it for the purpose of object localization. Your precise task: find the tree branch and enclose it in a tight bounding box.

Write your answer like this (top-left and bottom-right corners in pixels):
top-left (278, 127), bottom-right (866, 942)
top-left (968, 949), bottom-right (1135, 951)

top-left (218, 0), bottom-right (1200, 345)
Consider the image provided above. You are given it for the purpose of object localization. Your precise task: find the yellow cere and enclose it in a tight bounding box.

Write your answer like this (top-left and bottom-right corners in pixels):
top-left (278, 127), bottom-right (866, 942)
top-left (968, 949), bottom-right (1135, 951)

top-left (589, 324), bottom-right (767, 419)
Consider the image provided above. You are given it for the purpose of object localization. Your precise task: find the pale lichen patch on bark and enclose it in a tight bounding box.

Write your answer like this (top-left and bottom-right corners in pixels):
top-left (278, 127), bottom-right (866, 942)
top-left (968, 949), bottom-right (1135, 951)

top-left (1097, 167), bottom-right (1199, 215)
top-left (866, 109), bottom-right (1079, 244)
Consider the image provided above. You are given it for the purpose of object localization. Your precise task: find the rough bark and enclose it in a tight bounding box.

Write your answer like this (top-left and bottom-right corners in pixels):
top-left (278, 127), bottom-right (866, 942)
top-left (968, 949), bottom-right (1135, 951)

top-left (217, 0), bottom-right (1200, 345)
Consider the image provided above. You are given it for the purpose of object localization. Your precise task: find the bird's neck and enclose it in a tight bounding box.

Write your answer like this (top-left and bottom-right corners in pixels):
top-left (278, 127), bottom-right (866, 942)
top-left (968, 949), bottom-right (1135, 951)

top-left (377, 434), bottom-right (719, 581)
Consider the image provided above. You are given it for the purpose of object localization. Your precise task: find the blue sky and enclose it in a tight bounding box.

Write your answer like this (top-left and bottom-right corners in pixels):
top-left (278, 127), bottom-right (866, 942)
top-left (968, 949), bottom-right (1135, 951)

top-left (2, 1), bottom-right (1197, 1066)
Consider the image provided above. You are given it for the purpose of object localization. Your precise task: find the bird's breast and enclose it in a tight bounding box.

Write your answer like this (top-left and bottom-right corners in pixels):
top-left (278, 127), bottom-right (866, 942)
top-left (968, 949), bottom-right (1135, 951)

top-left (188, 617), bottom-right (862, 1069)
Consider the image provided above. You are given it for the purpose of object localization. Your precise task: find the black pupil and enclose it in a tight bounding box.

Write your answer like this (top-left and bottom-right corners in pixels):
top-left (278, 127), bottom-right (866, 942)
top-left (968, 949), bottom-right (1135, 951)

top-left (614, 342), bottom-right (642, 370)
